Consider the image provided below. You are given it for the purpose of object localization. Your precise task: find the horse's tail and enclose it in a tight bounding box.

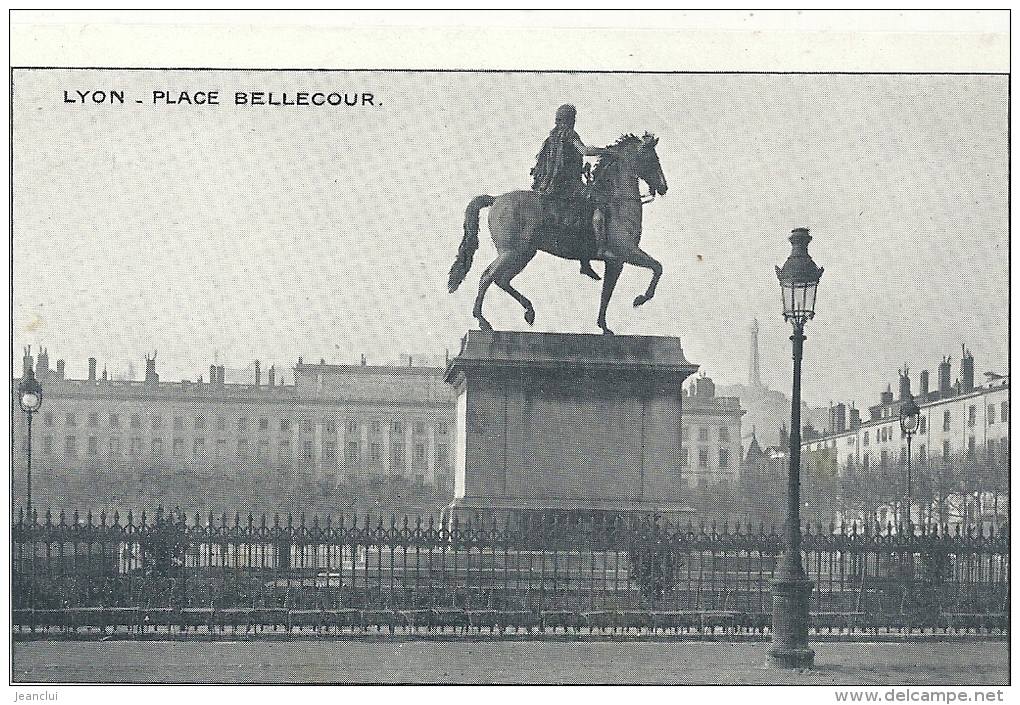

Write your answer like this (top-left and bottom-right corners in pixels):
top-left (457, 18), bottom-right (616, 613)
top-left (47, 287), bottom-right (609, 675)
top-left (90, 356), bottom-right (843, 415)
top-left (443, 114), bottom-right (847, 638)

top-left (448, 194), bottom-right (495, 293)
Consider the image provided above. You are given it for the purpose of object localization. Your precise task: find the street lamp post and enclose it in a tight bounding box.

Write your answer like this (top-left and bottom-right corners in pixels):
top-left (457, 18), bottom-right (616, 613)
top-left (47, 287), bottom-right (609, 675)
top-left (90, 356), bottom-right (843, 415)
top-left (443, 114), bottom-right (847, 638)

top-left (771, 227), bottom-right (823, 669)
top-left (17, 367), bottom-right (43, 516)
top-left (899, 394), bottom-right (920, 532)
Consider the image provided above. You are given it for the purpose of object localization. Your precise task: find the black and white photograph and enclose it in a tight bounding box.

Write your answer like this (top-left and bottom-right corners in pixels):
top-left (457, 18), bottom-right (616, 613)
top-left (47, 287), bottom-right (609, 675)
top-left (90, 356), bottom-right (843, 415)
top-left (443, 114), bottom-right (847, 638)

top-left (8, 10), bottom-right (1010, 693)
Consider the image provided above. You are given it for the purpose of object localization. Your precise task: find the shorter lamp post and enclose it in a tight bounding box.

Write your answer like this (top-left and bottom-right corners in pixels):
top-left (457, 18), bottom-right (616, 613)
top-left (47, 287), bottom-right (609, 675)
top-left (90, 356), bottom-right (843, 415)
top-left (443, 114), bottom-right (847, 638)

top-left (899, 393), bottom-right (920, 532)
top-left (17, 368), bottom-right (43, 516)
top-left (772, 227), bottom-right (823, 669)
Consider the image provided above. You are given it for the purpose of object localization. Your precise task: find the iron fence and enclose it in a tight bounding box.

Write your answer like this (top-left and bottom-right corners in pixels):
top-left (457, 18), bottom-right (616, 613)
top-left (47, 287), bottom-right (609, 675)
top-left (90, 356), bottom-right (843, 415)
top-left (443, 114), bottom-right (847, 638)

top-left (11, 507), bottom-right (1009, 637)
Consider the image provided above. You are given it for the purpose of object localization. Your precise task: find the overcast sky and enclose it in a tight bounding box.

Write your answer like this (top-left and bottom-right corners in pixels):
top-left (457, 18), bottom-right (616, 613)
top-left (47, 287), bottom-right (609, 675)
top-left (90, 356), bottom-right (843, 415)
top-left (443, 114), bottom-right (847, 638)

top-left (12, 69), bottom-right (1008, 408)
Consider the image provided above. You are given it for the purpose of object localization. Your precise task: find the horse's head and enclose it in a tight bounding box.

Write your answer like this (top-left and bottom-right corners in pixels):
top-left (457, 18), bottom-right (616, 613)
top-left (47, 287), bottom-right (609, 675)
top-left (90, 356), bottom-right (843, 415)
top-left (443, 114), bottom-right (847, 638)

top-left (637, 132), bottom-right (668, 196)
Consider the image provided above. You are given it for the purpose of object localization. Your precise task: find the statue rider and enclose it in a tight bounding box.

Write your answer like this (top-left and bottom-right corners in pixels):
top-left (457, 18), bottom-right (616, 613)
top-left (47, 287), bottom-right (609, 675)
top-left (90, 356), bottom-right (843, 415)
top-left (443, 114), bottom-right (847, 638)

top-left (531, 104), bottom-right (609, 281)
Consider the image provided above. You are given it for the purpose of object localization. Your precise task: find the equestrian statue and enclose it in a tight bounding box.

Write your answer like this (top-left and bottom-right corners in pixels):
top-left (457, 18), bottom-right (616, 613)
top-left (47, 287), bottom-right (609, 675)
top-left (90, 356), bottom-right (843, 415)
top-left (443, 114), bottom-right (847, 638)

top-left (447, 104), bottom-right (668, 335)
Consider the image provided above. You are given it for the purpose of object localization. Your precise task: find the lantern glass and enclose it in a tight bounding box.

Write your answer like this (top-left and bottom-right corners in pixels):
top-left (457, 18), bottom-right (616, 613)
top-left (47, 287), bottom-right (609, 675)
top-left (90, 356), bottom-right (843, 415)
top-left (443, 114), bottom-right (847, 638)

top-left (900, 396), bottom-right (920, 435)
top-left (21, 391), bottom-right (40, 413)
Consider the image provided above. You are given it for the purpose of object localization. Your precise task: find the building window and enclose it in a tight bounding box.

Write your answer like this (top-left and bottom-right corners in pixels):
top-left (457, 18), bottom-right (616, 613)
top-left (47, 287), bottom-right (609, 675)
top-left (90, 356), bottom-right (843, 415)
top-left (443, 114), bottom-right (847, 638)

top-left (345, 441), bottom-right (360, 466)
top-left (967, 436), bottom-right (976, 458)
top-left (195, 416), bottom-right (206, 431)
top-left (370, 420), bottom-right (381, 434)
top-left (66, 413), bottom-right (76, 427)
top-left (152, 415), bottom-right (162, 430)
top-left (680, 447), bottom-right (689, 467)
top-left (987, 439), bottom-right (996, 458)
top-left (435, 443), bottom-right (449, 468)
top-left (391, 443), bottom-right (405, 468)
top-left (324, 420), bottom-right (336, 434)
top-left (437, 422), bottom-right (448, 435)
top-left (237, 438), bottom-right (249, 457)
top-left (88, 436), bottom-right (99, 456)
top-left (217, 417), bottom-right (227, 431)
top-left (43, 412), bottom-right (53, 427)
top-left (300, 420), bottom-right (314, 433)
top-left (919, 417), bottom-right (926, 434)
top-left (681, 427), bottom-right (690, 441)
top-left (943, 410), bottom-right (951, 432)
top-left (279, 439), bottom-right (292, 460)
top-left (108, 437), bottom-right (120, 456)
top-left (718, 447), bottom-right (730, 468)
top-left (216, 439), bottom-right (227, 458)
top-left (65, 436), bottom-right (77, 456)
top-left (697, 448), bottom-right (709, 468)
top-left (392, 420), bottom-right (404, 435)
top-left (257, 439), bottom-right (269, 458)
top-left (259, 417), bottom-right (269, 431)
top-left (718, 427), bottom-right (730, 442)
top-left (369, 443), bottom-right (382, 464)
top-left (414, 421), bottom-right (427, 435)
top-left (172, 416), bottom-right (182, 431)
top-left (130, 437), bottom-right (143, 456)
top-left (87, 412), bottom-right (99, 428)
top-left (302, 440), bottom-right (314, 462)
top-left (43, 435), bottom-right (53, 454)
top-left (414, 442), bottom-right (427, 466)
top-left (131, 414), bottom-right (142, 429)
top-left (968, 405), bottom-right (976, 428)
top-left (919, 444), bottom-right (926, 461)
top-left (193, 438), bottom-right (205, 456)
top-left (323, 441), bottom-right (337, 464)
top-left (988, 405), bottom-right (996, 425)
top-left (698, 428), bottom-right (709, 442)
top-left (238, 417), bottom-right (249, 431)
top-left (863, 432), bottom-right (869, 446)
top-left (280, 419), bottom-right (291, 432)
top-left (109, 413), bottom-right (120, 428)
top-left (1001, 402), bottom-right (1009, 423)
top-left (151, 438), bottom-right (163, 456)
top-left (173, 438), bottom-right (185, 457)
top-left (942, 440), bottom-right (950, 460)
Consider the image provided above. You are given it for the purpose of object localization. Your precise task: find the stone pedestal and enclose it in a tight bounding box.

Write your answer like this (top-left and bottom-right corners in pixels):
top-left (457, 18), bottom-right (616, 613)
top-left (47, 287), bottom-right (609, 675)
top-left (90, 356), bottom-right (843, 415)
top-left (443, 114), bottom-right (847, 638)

top-left (443, 330), bottom-right (698, 523)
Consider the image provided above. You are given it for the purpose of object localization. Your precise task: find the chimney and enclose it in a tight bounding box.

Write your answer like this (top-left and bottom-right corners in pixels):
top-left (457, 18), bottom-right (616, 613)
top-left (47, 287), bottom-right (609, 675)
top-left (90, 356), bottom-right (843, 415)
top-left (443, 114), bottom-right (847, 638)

top-left (88, 357), bottom-right (97, 382)
top-left (36, 348), bottom-right (49, 375)
top-left (695, 374), bottom-right (715, 398)
top-left (919, 370), bottom-right (929, 400)
top-left (938, 356), bottom-right (952, 396)
top-left (849, 406), bottom-right (861, 430)
top-left (898, 367), bottom-right (911, 401)
top-left (254, 360), bottom-right (261, 388)
top-left (268, 364), bottom-right (276, 388)
top-left (22, 346), bottom-right (33, 378)
top-left (144, 353), bottom-right (159, 385)
top-left (879, 384), bottom-right (894, 405)
top-left (961, 345), bottom-right (974, 393)
top-left (55, 359), bottom-right (65, 380)
top-left (830, 402), bottom-right (847, 433)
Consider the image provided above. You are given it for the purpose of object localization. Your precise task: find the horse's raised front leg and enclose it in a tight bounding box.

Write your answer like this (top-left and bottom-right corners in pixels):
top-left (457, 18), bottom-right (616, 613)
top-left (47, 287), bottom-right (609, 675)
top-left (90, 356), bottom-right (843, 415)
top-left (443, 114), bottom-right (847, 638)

top-left (493, 248), bottom-right (538, 326)
top-left (598, 259), bottom-right (625, 335)
top-left (612, 245), bottom-right (663, 307)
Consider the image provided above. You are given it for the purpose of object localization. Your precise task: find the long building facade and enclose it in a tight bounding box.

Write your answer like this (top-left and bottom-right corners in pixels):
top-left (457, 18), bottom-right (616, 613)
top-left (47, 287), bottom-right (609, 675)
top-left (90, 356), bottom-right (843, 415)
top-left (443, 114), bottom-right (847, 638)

top-left (12, 348), bottom-right (745, 512)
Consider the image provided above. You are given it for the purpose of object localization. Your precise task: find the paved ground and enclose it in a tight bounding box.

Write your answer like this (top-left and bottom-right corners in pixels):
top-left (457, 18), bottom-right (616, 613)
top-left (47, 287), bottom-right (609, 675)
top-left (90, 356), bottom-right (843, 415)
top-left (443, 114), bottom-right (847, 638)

top-left (12, 639), bottom-right (1008, 684)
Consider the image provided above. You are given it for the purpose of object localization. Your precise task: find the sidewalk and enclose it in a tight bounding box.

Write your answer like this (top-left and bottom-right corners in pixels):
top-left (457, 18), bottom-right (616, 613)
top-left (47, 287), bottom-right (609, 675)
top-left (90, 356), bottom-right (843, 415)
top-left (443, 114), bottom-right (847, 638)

top-left (12, 639), bottom-right (1009, 684)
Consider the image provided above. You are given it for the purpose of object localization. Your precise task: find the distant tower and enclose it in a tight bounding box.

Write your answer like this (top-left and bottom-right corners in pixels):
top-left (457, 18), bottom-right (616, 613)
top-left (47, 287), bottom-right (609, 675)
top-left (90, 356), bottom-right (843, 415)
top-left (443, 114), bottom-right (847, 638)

top-left (748, 318), bottom-right (764, 389)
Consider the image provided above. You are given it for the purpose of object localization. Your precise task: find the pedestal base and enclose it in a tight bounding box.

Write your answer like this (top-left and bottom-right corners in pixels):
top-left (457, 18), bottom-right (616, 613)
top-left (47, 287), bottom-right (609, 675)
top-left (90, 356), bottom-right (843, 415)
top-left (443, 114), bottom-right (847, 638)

top-left (769, 574), bottom-right (815, 669)
top-left (443, 495), bottom-right (695, 528)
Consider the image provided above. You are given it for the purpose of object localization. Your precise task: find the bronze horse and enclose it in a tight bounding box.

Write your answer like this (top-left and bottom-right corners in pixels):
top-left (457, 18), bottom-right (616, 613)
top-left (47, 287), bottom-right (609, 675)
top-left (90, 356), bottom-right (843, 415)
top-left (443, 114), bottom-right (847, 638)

top-left (447, 133), bottom-right (668, 335)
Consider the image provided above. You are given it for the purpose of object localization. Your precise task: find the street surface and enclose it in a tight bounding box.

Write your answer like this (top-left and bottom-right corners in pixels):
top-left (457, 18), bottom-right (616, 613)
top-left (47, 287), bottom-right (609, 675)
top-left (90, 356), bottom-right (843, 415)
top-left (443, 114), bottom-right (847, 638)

top-left (12, 639), bottom-right (1008, 684)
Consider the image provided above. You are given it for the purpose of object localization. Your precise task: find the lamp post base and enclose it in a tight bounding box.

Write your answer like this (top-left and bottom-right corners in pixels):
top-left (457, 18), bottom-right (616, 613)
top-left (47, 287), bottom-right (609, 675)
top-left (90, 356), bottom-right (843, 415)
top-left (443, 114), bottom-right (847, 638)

top-left (769, 572), bottom-right (815, 669)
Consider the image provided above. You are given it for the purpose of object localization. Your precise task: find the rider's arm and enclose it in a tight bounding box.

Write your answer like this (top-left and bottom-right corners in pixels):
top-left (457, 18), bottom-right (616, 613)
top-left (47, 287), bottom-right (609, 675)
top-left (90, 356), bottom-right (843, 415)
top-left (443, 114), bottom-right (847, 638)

top-left (573, 135), bottom-right (608, 157)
